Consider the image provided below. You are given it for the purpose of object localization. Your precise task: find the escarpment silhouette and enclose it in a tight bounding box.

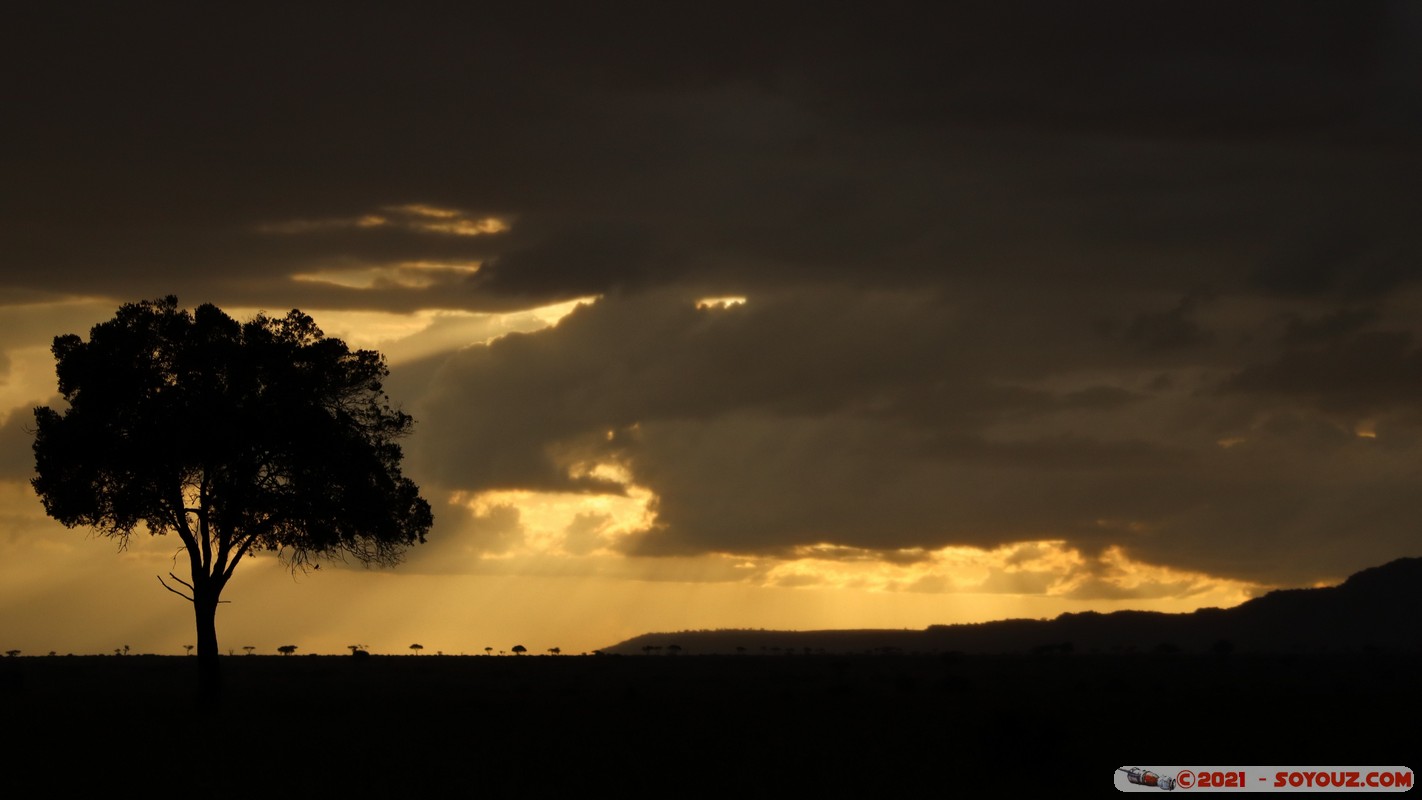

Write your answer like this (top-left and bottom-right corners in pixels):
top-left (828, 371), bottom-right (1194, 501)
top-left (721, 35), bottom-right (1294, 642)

top-left (604, 557), bottom-right (1422, 655)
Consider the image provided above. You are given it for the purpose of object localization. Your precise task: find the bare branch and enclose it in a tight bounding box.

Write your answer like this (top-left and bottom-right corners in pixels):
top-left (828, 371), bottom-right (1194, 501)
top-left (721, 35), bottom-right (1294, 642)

top-left (222, 524), bottom-right (273, 583)
top-left (157, 574), bottom-right (194, 602)
top-left (166, 571), bottom-right (195, 592)
top-left (159, 573), bottom-right (230, 604)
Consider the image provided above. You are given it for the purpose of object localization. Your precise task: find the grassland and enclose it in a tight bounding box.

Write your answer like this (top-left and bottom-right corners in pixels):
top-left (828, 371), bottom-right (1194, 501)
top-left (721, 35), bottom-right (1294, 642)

top-left (3, 651), bottom-right (1413, 792)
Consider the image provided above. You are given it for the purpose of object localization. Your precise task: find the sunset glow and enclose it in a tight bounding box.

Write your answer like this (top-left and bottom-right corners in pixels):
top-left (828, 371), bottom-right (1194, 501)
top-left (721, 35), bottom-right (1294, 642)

top-left (2, 3), bottom-right (1416, 661)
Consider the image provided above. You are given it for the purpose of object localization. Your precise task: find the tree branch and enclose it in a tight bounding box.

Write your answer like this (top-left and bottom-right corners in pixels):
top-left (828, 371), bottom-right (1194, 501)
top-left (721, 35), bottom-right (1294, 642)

top-left (222, 520), bottom-right (275, 583)
top-left (198, 478), bottom-right (213, 574)
top-left (156, 573), bottom-right (230, 605)
top-left (157, 574), bottom-right (194, 602)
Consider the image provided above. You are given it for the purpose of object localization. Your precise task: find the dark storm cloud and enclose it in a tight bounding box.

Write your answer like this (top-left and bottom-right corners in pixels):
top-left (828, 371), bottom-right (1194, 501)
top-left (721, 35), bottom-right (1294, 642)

top-left (1223, 328), bottom-right (1422, 417)
top-left (1124, 292), bottom-right (1216, 353)
top-left (1249, 233), bottom-right (1422, 298)
top-left (1282, 307), bottom-right (1382, 346)
top-left (5, 2), bottom-right (1422, 588)
top-left (414, 281), bottom-right (1422, 586)
top-left (4, 2), bottom-right (1419, 310)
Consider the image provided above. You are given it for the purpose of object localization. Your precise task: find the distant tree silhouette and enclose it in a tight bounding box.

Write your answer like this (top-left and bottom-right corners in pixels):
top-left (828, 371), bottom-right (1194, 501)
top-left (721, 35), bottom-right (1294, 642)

top-left (184, 644), bottom-right (194, 656)
top-left (511, 645), bottom-right (527, 655)
top-left (243, 646), bottom-right (255, 656)
top-left (5, 650), bottom-right (18, 658)
top-left (348, 645), bottom-right (370, 658)
top-left (409, 643), bottom-right (423, 655)
top-left (547, 647), bottom-right (560, 655)
top-left (30, 297), bottom-right (433, 698)
top-left (277, 645), bottom-right (297, 656)
top-left (666, 644), bottom-right (682, 656)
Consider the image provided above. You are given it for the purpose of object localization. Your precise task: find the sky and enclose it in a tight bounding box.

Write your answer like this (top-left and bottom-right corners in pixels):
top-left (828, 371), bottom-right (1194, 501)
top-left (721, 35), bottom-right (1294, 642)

top-left (2, 2), bottom-right (1420, 656)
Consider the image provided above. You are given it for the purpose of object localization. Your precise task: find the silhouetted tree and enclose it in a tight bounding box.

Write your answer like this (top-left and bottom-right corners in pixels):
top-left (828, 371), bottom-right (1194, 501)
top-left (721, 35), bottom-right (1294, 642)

top-left (277, 645), bottom-right (297, 656)
top-left (409, 643), bottom-right (423, 655)
top-left (547, 647), bottom-right (560, 655)
top-left (484, 646), bottom-right (493, 656)
top-left (184, 644), bottom-right (194, 656)
top-left (243, 646), bottom-right (255, 656)
top-left (511, 645), bottom-right (526, 655)
top-left (30, 297), bottom-right (433, 697)
top-left (348, 645), bottom-right (370, 658)
top-left (5, 650), bottom-right (18, 658)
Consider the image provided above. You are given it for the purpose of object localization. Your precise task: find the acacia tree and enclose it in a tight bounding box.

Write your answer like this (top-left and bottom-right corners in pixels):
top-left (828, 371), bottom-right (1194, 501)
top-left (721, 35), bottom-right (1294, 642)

top-left (31, 297), bottom-right (433, 693)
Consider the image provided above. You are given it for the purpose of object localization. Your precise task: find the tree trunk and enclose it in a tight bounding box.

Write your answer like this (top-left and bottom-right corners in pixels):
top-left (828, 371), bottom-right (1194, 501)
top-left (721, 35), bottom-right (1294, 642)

top-left (194, 585), bottom-right (222, 706)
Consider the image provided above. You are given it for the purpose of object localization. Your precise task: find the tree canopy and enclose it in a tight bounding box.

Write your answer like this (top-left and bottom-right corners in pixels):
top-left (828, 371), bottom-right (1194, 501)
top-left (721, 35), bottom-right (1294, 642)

top-left (31, 297), bottom-right (433, 682)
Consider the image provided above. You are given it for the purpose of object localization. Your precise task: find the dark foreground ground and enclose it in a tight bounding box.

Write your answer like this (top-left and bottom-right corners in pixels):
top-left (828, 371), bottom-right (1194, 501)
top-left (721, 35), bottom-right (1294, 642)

top-left (4, 652), bottom-right (1415, 792)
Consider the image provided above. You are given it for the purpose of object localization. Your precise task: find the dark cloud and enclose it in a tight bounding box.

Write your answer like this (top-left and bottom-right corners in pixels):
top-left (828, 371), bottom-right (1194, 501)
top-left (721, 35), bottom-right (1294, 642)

top-left (1125, 292), bottom-right (1216, 353)
top-left (3, 2), bottom-right (1419, 312)
top-left (4, 1), bottom-right (1422, 592)
top-left (1249, 233), bottom-right (1422, 298)
top-left (1222, 329), bottom-right (1422, 416)
top-left (471, 225), bottom-right (668, 299)
top-left (1282, 307), bottom-right (1382, 345)
top-left (410, 284), bottom-right (1422, 585)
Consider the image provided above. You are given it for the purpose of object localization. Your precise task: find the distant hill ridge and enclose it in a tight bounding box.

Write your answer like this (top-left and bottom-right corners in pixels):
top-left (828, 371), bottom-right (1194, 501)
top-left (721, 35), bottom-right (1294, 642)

top-left (603, 556), bottom-right (1422, 655)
